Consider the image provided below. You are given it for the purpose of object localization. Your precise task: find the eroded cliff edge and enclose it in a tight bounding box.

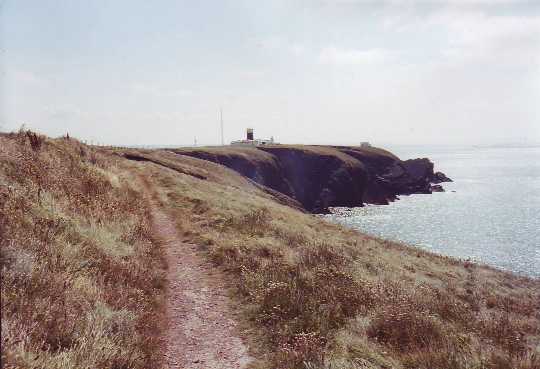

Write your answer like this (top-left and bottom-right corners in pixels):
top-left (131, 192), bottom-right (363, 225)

top-left (172, 145), bottom-right (451, 213)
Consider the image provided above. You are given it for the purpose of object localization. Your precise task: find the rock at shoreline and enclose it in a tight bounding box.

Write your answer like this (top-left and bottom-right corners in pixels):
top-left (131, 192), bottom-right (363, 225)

top-left (430, 184), bottom-right (445, 192)
top-left (432, 171), bottom-right (453, 183)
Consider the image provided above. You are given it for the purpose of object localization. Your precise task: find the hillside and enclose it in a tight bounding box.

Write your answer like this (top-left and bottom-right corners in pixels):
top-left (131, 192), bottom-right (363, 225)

top-left (0, 132), bottom-right (166, 368)
top-left (173, 144), bottom-right (451, 212)
top-left (123, 146), bottom-right (539, 369)
top-left (2, 132), bottom-right (539, 369)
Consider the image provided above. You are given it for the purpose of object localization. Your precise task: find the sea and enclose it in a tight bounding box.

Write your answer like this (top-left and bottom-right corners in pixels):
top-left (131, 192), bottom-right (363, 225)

top-left (325, 145), bottom-right (540, 278)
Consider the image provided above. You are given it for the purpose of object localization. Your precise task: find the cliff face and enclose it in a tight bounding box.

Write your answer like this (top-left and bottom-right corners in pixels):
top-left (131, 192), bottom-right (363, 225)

top-left (173, 145), bottom-right (451, 213)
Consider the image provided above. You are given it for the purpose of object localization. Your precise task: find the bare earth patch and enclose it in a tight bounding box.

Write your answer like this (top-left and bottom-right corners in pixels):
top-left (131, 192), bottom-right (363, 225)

top-left (149, 191), bottom-right (252, 369)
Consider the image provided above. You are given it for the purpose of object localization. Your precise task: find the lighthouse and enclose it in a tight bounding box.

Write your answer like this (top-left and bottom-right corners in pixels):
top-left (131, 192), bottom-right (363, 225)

top-left (231, 128), bottom-right (277, 146)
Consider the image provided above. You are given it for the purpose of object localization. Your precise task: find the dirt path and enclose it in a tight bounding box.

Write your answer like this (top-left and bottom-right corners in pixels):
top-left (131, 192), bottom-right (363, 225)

top-left (143, 177), bottom-right (252, 369)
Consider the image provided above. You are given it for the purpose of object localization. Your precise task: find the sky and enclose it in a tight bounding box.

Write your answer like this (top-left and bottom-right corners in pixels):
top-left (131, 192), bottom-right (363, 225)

top-left (1, 0), bottom-right (539, 146)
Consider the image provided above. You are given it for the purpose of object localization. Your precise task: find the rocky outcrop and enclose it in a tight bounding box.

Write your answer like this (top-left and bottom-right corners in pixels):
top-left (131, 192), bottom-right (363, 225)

top-left (430, 184), bottom-right (445, 192)
top-left (172, 145), bottom-right (451, 213)
top-left (432, 171), bottom-right (453, 184)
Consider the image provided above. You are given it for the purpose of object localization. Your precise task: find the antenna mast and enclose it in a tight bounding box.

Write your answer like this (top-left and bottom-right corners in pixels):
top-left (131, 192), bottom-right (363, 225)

top-left (220, 108), bottom-right (224, 145)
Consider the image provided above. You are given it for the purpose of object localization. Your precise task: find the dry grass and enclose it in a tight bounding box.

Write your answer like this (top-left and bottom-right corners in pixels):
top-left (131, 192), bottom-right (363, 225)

top-left (2, 134), bottom-right (538, 369)
top-left (0, 133), bottom-right (166, 368)
top-left (138, 150), bottom-right (540, 369)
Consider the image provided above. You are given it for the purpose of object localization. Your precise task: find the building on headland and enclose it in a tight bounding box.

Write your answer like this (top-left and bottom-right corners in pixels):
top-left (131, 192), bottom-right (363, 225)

top-left (360, 141), bottom-right (371, 148)
top-left (231, 128), bottom-right (277, 146)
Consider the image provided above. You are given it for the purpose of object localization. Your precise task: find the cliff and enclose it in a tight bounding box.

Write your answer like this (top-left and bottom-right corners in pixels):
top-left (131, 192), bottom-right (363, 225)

top-left (172, 144), bottom-right (451, 213)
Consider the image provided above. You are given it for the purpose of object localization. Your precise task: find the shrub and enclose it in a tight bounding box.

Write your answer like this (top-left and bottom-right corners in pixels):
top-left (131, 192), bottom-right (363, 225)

top-left (486, 351), bottom-right (540, 369)
top-left (25, 130), bottom-right (45, 151)
top-left (367, 305), bottom-right (443, 352)
top-left (480, 312), bottom-right (529, 358)
top-left (224, 207), bottom-right (271, 235)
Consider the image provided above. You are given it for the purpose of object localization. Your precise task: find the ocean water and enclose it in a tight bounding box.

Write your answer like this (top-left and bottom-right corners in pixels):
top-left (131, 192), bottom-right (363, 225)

top-left (326, 145), bottom-right (540, 278)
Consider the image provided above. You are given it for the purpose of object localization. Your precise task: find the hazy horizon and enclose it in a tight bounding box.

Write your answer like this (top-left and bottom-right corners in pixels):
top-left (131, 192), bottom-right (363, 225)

top-left (1, 0), bottom-right (539, 146)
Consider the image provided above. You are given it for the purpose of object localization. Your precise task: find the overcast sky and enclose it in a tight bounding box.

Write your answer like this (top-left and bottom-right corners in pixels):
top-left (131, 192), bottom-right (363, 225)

top-left (1, 0), bottom-right (539, 146)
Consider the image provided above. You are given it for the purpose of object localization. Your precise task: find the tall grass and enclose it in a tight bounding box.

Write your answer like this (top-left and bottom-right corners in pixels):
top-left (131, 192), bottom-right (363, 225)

top-left (0, 132), bottom-right (166, 368)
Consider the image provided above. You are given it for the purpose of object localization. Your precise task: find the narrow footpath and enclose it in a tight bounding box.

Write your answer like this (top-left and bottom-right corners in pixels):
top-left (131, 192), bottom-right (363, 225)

top-left (143, 177), bottom-right (252, 369)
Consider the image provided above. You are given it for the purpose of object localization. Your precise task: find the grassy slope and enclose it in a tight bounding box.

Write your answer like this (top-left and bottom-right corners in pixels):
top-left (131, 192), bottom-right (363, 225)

top-left (173, 145), bottom-right (279, 164)
top-left (139, 149), bottom-right (539, 369)
top-left (0, 133), bottom-right (166, 369)
top-left (2, 135), bottom-right (539, 369)
top-left (174, 144), bottom-right (397, 167)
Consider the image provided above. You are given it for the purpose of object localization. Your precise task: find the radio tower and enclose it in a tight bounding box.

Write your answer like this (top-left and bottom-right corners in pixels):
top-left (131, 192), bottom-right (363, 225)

top-left (220, 108), bottom-right (224, 146)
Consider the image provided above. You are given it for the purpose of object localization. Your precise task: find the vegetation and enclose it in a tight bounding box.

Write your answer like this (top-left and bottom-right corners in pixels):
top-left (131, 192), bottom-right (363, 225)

top-left (1, 133), bottom-right (539, 369)
top-left (0, 132), bottom-right (166, 368)
top-left (140, 149), bottom-right (540, 369)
